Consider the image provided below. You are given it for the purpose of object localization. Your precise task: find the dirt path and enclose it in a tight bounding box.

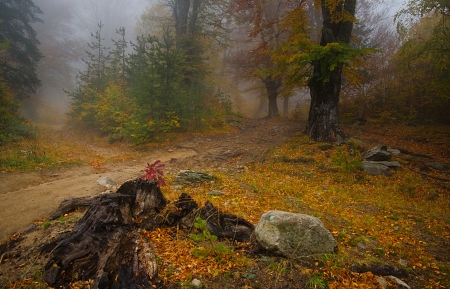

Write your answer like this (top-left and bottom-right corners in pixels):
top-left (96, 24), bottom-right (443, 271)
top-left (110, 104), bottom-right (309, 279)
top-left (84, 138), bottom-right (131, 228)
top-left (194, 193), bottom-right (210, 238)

top-left (0, 117), bottom-right (304, 242)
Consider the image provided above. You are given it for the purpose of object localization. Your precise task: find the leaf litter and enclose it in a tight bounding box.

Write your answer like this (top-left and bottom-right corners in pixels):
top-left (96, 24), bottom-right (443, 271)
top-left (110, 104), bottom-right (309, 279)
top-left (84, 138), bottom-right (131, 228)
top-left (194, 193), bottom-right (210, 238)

top-left (0, 121), bottom-right (449, 288)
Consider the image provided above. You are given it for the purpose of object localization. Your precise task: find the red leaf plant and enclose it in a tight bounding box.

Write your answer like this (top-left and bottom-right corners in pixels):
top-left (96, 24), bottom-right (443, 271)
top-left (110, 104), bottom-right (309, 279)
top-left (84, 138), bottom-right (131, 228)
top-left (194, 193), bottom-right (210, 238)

top-left (141, 160), bottom-right (165, 186)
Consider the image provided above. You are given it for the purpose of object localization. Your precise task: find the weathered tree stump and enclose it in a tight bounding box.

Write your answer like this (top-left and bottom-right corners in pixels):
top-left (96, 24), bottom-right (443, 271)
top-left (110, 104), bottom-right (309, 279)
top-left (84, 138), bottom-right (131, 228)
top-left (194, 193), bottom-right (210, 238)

top-left (44, 179), bottom-right (165, 288)
top-left (43, 179), bottom-right (255, 288)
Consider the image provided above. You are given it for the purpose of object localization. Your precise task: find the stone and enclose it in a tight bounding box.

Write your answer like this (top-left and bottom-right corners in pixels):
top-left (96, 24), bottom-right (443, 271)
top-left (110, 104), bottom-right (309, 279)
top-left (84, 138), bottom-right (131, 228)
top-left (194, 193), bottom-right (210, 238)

top-left (96, 176), bottom-right (118, 189)
top-left (399, 259), bottom-right (408, 267)
top-left (375, 161), bottom-right (402, 169)
top-left (362, 145), bottom-right (391, 161)
top-left (376, 276), bottom-right (388, 288)
top-left (387, 147), bottom-right (401, 155)
top-left (191, 278), bottom-right (202, 288)
top-left (360, 161), bottom-right (393, 176)
top-left (208, 190), bottom-right (226, 196)
top-left (254, 210), bottom-right (337, 258)
top-left (431, 162), bottom-right (446, 171)
top-left (173, 170), bottom-right (216, 185)
top-left (357, 243), bottom-right (366, 250)
top-left (388, 276), bottom-right (410, 289)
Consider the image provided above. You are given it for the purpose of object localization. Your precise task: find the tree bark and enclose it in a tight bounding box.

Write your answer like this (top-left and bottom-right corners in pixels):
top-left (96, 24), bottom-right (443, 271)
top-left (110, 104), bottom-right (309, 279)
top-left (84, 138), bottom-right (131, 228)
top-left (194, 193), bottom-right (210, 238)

top-left (42, 179), bottom-right (254, 288)
top-left (43, 180), bottom-right (166, 288)
top-left (306, 0), bottom-right (356, 143)
top-left (264, 76), bottom-right (282, 118)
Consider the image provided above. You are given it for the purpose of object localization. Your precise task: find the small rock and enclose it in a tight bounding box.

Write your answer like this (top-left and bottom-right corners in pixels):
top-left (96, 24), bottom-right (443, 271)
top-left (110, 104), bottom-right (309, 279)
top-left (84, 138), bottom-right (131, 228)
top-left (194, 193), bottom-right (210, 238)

top-left (375, 161), bottom-right (402, 169)
top-left (360, 162), bottom-right (393, 176)
top-left (376, 276), bottom-right (388, 288)
top-left (97, 176), bottom-right (118, 189)
top-left (357, 243), bottom-right (366, 250)
top-left (387, 147), bottom-right (401, 155)
top-left (51, 174), bottom-right (59, 177)
top-left (362, 145), bottom-right (391, 161)
top-left (191, 278), bottom-right (202, 288)
top-left (167, 149), bottom-right (173, 152)
top-left (208, 190), bottom-right (226, 196)
top-left (388, 276), bottom-right (410, 289)
top-left (173, 170), bottom-right (216, 185)
top-left (431, 162), bottom-right (446, 171)
top-left (399, 259), bottom-right (408, 267)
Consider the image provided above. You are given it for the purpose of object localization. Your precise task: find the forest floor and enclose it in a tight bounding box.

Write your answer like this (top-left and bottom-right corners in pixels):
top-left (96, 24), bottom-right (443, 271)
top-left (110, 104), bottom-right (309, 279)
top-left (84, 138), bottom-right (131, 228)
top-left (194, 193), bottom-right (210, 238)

top-left (0, 117), bottom-right (449, 288)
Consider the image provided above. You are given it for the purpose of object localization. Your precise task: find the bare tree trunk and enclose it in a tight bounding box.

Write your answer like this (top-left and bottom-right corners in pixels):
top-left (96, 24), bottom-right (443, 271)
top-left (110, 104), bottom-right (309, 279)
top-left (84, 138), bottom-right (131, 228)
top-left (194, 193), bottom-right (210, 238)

top-left (306, 0), bottom-right (356, 143)
top-left (264, 76), bottom-right (281, 118)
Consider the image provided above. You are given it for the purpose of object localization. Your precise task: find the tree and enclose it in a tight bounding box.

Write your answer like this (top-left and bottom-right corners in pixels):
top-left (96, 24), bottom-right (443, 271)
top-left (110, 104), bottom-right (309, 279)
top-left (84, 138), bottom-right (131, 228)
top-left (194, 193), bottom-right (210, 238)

top-left (384, 9), bottom-right (450, 124)
top-left (0, 0), bottom-right (42, 99)
top-left (305, 0), bottom-right (357, 143)
top-left (229, 0), bottom-right (301, 118)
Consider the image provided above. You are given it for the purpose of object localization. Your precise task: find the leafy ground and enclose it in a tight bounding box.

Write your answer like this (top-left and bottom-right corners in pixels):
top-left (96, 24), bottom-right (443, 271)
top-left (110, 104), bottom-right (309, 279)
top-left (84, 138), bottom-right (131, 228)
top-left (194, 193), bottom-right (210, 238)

top-left (0, 119), bottom-right (449, 288)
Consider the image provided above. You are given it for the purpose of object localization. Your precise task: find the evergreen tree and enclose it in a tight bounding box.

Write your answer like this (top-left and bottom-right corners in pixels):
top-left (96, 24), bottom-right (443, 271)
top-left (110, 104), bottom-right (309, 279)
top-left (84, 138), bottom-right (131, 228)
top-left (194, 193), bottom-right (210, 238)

top-left (0, 0), bottom-right (42, 99)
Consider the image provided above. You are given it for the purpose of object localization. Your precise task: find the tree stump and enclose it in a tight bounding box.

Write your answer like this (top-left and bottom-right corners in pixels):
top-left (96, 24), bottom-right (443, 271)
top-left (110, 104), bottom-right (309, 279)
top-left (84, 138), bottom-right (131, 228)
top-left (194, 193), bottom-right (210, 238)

top-left (43, 179), bottom-right (165, 288)
top-left (43, 179), bottom-right (255, 288)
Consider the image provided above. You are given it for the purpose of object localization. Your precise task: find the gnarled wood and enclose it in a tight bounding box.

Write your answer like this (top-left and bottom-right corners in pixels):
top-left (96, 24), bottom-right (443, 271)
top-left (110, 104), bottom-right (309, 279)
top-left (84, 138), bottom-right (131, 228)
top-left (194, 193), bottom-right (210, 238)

top-left (44, 179), bottom-right (165, 288)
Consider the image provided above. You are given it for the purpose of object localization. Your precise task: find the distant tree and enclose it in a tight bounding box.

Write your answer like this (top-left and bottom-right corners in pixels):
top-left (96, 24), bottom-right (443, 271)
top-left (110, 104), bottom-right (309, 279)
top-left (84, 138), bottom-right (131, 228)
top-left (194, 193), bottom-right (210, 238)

top-left (229, 0), bottom-right (301, 118)
top-left (0, 0), bottom-right (42, 99)
top-left (385, 9), bottom-right (450, 124)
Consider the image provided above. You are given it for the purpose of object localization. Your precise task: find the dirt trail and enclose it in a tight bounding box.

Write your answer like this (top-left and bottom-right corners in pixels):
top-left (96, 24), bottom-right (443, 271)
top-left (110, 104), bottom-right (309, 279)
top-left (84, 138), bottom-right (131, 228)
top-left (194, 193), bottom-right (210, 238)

top-left (0, 118), bottom-right (303, 242)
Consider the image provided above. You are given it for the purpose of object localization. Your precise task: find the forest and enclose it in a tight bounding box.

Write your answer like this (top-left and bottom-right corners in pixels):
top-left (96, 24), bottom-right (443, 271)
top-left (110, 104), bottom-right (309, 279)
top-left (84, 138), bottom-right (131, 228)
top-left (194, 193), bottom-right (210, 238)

top-left (0, 0), bottom-right (449, 288)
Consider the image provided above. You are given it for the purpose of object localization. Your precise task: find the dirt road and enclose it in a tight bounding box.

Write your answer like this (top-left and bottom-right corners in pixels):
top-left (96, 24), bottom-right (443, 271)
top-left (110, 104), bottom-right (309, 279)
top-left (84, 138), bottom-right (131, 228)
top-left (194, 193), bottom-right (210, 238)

top-left (0, 118), bottom-right (303, 242)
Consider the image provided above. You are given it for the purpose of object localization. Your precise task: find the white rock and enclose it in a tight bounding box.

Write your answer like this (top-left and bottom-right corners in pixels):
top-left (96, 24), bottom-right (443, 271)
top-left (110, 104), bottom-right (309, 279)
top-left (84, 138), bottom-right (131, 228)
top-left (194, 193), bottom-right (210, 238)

top-left (191, 278), bottom-right (202, 288)
top-left (97, 176), bottom-right (118, 189)
top-left (376, 276), bottom-right (388, 288)
top-left (388, 276), bottom-right (410, 289)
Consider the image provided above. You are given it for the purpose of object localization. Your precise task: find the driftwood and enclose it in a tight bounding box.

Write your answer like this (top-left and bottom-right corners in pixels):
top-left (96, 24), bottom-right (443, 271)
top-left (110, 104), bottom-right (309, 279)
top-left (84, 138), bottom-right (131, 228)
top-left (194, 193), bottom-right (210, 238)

top-left (43, 178), bottom-right (255, 288)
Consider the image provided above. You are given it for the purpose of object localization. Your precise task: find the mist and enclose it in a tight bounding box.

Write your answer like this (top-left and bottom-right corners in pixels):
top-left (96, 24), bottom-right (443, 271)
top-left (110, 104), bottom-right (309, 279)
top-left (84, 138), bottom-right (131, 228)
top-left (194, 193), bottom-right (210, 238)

top-left (21, 0), bottom-right (151, 124)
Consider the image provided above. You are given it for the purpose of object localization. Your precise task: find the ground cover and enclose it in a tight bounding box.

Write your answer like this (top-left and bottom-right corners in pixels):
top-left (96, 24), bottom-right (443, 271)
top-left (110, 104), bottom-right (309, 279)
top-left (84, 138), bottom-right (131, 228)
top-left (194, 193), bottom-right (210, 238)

top-left (0, 120), bottom-right (449, 288)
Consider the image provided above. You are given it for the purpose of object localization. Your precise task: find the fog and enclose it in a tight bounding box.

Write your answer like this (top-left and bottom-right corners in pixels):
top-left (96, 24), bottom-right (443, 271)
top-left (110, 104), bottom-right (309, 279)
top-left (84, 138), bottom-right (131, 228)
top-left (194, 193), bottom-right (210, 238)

top-left (20, 0), bottom-right (402, 123)
top-left (21, 0), bottom-right (152, 123)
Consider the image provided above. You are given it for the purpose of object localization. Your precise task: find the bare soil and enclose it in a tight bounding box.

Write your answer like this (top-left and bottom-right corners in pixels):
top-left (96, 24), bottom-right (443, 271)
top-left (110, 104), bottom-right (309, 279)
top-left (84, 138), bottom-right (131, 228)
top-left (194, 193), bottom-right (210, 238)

top-left (0, 117), bottom-right (304, 243)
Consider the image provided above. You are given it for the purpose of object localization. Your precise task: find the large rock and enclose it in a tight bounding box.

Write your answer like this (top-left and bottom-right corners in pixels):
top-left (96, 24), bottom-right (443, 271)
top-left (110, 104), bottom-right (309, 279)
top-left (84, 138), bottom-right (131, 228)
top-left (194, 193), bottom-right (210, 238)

top-left (255, 210), bottom-right (337, 258)
top-left (362, 145), bottom-right (391, 161)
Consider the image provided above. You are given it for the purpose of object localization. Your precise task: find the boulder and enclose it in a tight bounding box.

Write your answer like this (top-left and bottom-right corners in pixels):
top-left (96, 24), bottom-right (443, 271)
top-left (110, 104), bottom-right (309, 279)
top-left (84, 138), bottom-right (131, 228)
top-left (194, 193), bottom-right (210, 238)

top-left (360, 161), bottom-right (393, 176)
top-left (173, 170), bottom-right (216, 185)
top-left (362, 145), bottom-right (391, 161)
top-left (254, 210), bottom-right (337, 258)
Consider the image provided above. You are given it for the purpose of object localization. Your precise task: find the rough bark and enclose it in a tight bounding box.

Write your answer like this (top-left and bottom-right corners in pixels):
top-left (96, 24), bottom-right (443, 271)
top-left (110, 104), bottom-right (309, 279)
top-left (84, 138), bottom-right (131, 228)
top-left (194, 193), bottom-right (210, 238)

top-left (43, 180), bottom-right (166, 288)
top-left (43, 179), bottom-right (254, 287)
top-left (306, 0), bottom-right (357, 143)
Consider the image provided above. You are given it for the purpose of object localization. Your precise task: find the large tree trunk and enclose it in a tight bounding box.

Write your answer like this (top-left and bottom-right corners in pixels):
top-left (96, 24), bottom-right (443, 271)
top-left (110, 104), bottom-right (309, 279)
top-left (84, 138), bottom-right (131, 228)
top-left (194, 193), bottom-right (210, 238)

top-left (306, 0), bottom-right (356, 143)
